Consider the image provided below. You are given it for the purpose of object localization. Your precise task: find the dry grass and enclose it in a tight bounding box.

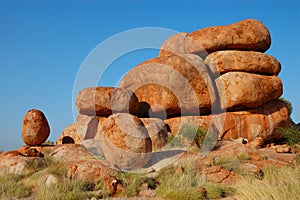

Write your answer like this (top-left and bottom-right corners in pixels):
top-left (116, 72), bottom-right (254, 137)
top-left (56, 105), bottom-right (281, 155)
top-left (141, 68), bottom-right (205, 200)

top-left (236, 165), bottom-right (300, 200)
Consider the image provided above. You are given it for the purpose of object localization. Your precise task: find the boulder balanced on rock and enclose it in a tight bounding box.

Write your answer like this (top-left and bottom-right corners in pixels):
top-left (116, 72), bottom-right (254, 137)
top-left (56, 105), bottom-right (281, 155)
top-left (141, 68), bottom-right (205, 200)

top-left (159, 19), bottom-right (271, 57)
top-left (22, 109), bottom-right (50, 146)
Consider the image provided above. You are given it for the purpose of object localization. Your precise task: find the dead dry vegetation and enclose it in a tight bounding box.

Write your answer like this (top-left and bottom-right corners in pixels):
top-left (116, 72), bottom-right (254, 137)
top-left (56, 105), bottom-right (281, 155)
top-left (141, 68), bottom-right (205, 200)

top-left (1, 148), bottom-right (300, 200)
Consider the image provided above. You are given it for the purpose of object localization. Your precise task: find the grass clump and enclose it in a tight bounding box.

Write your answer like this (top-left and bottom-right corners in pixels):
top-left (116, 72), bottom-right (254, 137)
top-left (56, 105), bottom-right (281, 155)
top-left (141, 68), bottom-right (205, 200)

top-left (236, 165), bottom-right (300, 200)
top-left (156, 161), bottom-right (235, 200)
top-left (0, 173), bottom-right (31, 199)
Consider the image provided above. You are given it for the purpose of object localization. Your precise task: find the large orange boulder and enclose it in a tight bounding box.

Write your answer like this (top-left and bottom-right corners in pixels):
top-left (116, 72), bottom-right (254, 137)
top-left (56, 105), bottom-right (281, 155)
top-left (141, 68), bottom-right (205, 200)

top-left (216, 72), bottom-right (282, 110)
top-left (96, 113), bottom-right (152, 170)
top-left (76, 87), bottom-right (139, 116)
top-left (160, 19), bottom-right (271, 57)
top-left (119, 54), bottom-right (216, 117)
top-left (214, 100), bottom-right (290, 141)
top-left (205, 50), bottom-right (281, 76)
top-left (165, 100), bottom-right (289, 142)
top-left (22, 109), bottom-right (50, 146)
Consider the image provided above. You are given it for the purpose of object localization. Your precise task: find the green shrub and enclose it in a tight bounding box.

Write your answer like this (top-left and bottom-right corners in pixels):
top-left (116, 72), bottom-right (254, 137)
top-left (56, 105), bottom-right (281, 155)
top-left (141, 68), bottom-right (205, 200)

top-left (279, 126), bottom-right (300, 146)
top-left (0, 174), bottom-right (31, 199)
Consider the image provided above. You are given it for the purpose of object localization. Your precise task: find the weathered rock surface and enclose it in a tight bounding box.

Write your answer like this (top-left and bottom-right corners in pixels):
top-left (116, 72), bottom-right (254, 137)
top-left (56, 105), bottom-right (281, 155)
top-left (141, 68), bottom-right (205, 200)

top-left (165, 100), bottom-right (289, 142)
top-left (76, 87), bottom-right (139, 116)
top-left (56, 115), bottom-right (106, 144)
top-left (205, 50), bottom-right (281, 76)
top-left (120, 54), bottom-right (216, 116)
top-left (215, 100), bottom-right (290, 141)
top-left (216, 72), bottom-right (282, 110)
top-left (50, 144), bottom-right (95, 162)
top-left (96, 113), bottom-right (152, 170)
top-left (140, 118), bottom-right (168, 151)
top-left (160, 19), bottom-right (271, 57)
top-left (0, 151), bottom-right (42, 175)
top-left (275, 144), bottom-right (291, 153)
top-left (66, 159), bottom-right (116, 182)
top-left (22, 109), bottom-right (50, 146)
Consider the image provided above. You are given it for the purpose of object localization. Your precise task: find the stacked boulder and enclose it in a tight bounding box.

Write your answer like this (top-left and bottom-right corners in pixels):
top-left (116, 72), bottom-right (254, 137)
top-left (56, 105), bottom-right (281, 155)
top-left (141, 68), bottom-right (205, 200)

top-left (57, 18), bottom-right (290, 170)
top-left (58, 87), bottom-right (168, 170)
top-left (120, 18), bottom-right (289, 143)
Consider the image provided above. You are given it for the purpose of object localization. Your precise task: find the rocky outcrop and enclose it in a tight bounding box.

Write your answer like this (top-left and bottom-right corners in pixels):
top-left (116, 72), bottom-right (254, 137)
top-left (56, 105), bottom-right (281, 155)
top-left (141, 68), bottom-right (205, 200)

top-left (76, 87), bottom-right (139, 116)
top-left (119, 54), bottom-right (216, 117)
top-left (205, 50), bottom-right (281, 76)
top-left (96, 113), bottom-right (152, 170)
top-left (165, 100), bottom-right (289, 142)
top-left (215, 100), bottom-right (290, 141)
top-left (56, 115), bottom-right (106, 144)
top-left (140, 118), bottom-right (168, 151)
top-left (22, 109), bottom-right (50, 146)
top-left (216, 72), bottom-right (282, 110)
top-left (160, 19), bottom-right (271, 57)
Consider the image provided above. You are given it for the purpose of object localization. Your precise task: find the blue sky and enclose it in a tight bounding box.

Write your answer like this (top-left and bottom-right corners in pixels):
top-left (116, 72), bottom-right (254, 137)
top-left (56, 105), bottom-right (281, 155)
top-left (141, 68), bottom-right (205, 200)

top-left (0, 0), bottom-right (299, 150)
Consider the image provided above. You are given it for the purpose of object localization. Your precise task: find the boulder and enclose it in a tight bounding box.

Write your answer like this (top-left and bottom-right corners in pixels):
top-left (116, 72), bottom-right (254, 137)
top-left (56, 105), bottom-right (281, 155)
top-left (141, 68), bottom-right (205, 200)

top-left (165, 100), bottom-right (289, 142)
top-left (119, 54), bottom-right (216, 117)
top-left (140, 118), bottom-right (168, 151)
top-left (56, 115), bottom-right (106, 144)
top-left (76, 87), bottom-right (139, 116)
top-left (160, 19), bottom-right (271, 57)
top-left (65, 159), bottom-right (116, 182)
top-left (205, 50), bottom-right (281, 76)
top-left (95, 113), bottom-right (152, 170)
top-left (275, 144), bottom-right (291, 153)
top-left (22, 109), bottom-right (50, 146)
top-left (215, 100), bottom-right (290, 141)
top-left (216, 72), bottom-right (282, 110)
top-left (50, 144), bottom-right (95, 162)
top-left (0, 152), bottom-right (42, 175)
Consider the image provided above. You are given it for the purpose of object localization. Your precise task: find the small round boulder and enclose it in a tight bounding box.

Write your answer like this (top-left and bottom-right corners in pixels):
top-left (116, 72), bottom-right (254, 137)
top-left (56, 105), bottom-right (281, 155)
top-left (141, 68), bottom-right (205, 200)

top-left (22, 109), bottom-right (50, 146)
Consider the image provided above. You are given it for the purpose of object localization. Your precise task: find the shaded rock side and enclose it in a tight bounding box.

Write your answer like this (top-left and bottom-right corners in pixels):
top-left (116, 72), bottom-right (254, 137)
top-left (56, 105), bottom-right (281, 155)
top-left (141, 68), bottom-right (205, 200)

top-left (56, 115), bottom-right (106, 144)
top-left (119, 54), bottom-right (216, 117)
top-left (76, 87), bottom-right (139, 116)
top-left (216, 72), bottom-right (283, 110)
top-left (95, 113), bottom-right (152, 170)
top-left (140, 118), bottom-right (168, 151)
top-left (22, 109), bottom-right (50, 146)
top-left (205, 50), bottom-right (281, 76)
top-left (160, 19), bottom-right (271, 57)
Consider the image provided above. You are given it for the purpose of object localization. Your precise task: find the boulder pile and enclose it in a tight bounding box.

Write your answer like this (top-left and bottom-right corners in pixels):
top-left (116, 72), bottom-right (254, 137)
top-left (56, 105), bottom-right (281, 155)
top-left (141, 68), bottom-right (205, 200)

top-left (58, 18), bottom-right (290, 170)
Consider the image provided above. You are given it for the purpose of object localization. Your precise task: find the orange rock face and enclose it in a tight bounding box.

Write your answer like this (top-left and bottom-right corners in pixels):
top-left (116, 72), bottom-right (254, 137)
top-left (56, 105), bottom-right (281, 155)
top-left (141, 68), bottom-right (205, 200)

top-left (96, 113), bottom-right (152, 170)
top-left (140, 118), bottom-right (168, 151)
top-left (56, 115), bottom-right (106, 144)
top-left (160, 19), bottom-right (271, 57)
top-left (22, 109), bottom-right (50, 146)
top-left (76, 87), bottom-right (139, 116)
top-left (120, 54), bottom-right (216, 117)
top-left (205, 50), bottom-right (281, 76)
top-left (215, 100), bottom-right (290, 141)
top-left (165, 100), bottom-right (290, 142)
top-left (216, 72), bottom-right (282, 110)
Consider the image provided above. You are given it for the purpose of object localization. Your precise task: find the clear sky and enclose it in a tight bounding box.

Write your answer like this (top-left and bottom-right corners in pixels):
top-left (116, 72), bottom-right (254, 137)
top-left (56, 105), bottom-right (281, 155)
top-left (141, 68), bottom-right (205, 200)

top-left (0, 0), bottom-right (299, 151)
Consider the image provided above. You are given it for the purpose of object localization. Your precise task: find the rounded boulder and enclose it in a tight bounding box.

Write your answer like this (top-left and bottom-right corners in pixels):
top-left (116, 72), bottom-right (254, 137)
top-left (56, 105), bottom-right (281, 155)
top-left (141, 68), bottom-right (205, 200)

top-left (22, 109), bottom-right (50, 146)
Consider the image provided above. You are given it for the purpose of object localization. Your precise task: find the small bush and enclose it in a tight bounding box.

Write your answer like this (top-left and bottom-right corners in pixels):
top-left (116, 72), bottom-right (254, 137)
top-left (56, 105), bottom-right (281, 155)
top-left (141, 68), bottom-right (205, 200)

top-left (116, 172), bottom-right (147, 197)
top-left (279, 126), bottom-right (300, 146)
top-left (0, 174), bottom-right (31, 199)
